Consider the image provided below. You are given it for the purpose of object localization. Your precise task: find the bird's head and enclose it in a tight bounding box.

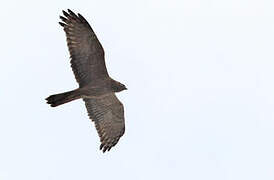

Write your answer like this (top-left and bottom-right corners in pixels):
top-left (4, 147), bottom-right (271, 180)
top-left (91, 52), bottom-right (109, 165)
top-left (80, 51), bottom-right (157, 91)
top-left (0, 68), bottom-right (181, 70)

top-left (120, 83), bottom-right (127, 91)
top-left (117, 82), bottom-right (127, 92)
top-left (112, 80), bottom-right (127, 92)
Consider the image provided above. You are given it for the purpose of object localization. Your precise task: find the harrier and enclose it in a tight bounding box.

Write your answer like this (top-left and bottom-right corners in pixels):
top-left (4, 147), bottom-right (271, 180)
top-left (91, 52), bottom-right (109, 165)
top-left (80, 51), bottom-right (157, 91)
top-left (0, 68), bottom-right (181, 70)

top-left (46, 9), bottom-right (127, 152)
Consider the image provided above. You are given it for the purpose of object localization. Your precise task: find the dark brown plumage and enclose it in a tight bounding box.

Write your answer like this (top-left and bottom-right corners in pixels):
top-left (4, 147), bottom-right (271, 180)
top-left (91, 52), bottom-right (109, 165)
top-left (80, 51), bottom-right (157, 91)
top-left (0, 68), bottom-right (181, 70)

top-left (46, 9), bottom-right (127, 152)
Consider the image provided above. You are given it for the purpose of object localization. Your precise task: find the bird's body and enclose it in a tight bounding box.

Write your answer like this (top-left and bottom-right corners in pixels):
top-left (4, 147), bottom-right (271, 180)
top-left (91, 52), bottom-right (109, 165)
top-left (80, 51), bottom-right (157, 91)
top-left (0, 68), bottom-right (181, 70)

top-left (46, 9), bottom-right (127, 152)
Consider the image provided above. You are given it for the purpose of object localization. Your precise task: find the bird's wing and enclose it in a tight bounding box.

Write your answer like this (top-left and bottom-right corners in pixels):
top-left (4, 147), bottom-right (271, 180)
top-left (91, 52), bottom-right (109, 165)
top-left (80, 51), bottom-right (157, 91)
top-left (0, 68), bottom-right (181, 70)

top-left (83, 93), bottom-right (125, 152)
top-left (59, 9), bottom-right (109, 87)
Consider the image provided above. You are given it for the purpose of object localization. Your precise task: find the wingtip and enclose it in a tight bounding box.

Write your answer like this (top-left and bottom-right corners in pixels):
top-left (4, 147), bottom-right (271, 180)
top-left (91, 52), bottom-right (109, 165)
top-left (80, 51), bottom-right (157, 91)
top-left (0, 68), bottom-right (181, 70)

top-left (59, 16), bottom-right (67, 22)
top-left (59, 22), bottom-right (66, 27)
top-left (67, 9), bottom-right (74, 15)
top-left (103, 147), bottom-right (107, 153)
top-left (62, 10), bottom-right (69, 17)
top-left (100, 144), bottom-right (104, 150)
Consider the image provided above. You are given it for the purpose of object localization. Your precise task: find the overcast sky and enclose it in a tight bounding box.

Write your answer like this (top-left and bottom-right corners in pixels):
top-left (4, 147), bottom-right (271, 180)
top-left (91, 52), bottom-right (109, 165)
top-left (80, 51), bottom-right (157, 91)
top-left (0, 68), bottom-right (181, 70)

top-left (0, 0), bottom-right (274, 179)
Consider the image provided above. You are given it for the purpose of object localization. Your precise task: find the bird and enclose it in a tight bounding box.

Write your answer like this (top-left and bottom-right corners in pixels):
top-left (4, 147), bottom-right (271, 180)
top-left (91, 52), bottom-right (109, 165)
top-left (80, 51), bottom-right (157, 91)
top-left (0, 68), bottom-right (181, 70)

top-left (46, 9), bottom-right (127, 153)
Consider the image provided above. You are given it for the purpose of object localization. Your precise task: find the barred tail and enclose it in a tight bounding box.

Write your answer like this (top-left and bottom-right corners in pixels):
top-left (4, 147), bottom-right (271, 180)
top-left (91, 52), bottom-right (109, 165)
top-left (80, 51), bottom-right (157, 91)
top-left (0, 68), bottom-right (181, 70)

top-left (46, 89), bottom-right (82, 107)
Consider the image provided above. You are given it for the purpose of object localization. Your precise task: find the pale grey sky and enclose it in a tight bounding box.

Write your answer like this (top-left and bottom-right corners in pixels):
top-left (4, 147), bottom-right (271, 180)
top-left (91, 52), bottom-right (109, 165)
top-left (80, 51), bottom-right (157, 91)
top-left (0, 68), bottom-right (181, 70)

top-left (0, 0), bottom-right (274, 179)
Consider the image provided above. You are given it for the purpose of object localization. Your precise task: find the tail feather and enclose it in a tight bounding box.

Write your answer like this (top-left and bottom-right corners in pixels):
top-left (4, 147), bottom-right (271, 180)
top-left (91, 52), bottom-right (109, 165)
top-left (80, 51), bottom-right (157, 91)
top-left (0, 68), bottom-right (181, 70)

top-left (46, 89), bottom-right (81, 107)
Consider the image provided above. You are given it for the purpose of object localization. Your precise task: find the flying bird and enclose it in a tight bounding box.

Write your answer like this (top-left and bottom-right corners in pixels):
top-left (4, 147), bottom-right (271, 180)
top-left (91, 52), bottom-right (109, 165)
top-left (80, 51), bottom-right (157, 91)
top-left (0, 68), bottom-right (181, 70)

top-left (46, 9), bottom-right (127, 152)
